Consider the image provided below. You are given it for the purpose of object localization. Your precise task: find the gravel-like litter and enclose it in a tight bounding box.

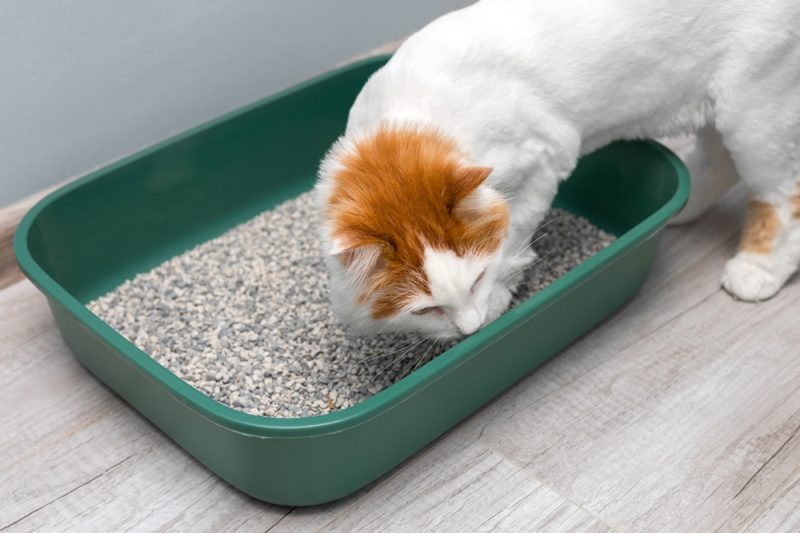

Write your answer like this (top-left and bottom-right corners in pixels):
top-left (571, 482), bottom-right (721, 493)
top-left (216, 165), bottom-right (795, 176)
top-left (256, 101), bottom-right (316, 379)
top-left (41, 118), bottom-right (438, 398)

top-left (88, 191), bottom-right (614, 418)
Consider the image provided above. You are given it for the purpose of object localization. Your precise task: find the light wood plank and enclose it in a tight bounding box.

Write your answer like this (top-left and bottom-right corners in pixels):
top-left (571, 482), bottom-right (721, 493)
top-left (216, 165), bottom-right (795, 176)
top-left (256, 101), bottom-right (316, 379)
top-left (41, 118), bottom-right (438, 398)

top-left (2, 439), bottom-right (282, 533)
top-left (716, 419), bottom-right (800, 531)
top-left (0, 279), bottom-right (55, 354)
top-left (742, 474), bottom-right (800, 533)
top-left (275, 442), bottom-right (611, 533)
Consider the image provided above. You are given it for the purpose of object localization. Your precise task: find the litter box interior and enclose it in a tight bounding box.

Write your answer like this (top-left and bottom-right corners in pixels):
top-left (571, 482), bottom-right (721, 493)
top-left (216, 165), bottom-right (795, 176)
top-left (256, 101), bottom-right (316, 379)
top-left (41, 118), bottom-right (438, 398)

top-left (85, 197), bottom-right (614, 418)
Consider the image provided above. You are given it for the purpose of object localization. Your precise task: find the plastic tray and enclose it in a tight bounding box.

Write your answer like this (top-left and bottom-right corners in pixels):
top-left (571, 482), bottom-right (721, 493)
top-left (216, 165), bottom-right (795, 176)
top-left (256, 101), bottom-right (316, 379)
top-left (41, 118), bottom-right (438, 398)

top-left (14, 55), bottom-right (690, 506)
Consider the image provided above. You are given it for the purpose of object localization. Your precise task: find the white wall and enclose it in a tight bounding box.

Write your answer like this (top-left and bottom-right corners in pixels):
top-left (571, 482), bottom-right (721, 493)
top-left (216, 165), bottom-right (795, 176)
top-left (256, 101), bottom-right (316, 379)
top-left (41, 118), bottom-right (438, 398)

top-left (0, 1), bottom-right (472, 207)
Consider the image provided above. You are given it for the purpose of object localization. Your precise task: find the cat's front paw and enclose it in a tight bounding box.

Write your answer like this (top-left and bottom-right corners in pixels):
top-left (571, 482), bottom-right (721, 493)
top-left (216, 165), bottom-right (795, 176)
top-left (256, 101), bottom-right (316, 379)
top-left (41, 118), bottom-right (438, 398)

top-left (721, 252), bottom-right (784, 302)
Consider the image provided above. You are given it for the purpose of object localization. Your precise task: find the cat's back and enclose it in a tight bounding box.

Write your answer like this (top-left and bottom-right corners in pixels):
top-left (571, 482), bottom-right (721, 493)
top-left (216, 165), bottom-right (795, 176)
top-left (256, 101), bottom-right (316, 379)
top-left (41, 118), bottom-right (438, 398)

top-left (351, 0), bottom-right (797, 107)
top-left (346, 0), bottom-right (799, 143)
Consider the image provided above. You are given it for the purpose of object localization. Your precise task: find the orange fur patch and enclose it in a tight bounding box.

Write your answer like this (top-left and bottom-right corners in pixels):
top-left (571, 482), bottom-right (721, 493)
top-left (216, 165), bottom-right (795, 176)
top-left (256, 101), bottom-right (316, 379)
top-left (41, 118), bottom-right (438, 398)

top-left (792, 195), bottom-right (800, 219)
top-left (327, 126), bottom-right (509, 318)
top-left (740, 199), bottom-right (781, 254)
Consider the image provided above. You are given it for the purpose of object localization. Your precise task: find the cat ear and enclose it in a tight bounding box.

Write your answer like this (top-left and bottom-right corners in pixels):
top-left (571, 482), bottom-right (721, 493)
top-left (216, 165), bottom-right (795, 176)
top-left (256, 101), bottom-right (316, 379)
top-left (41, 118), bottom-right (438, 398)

top-left (448, 166), bottom-right (493, 212)
top-left (329, 238), bottom-right (384, 286)
top-left (456, 166), bottom-right (493, 191)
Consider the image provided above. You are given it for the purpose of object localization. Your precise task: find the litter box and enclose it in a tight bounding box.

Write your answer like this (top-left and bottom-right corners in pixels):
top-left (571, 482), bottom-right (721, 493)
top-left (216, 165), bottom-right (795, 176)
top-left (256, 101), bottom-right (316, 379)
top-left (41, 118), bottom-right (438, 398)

top-left (14, 55), bottom-right (690, 506)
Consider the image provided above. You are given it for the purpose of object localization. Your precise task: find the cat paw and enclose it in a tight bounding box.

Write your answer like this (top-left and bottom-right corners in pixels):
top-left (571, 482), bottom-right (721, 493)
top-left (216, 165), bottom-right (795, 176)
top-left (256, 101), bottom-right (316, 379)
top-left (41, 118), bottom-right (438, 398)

top-left (721, 253), bottom-right (784, 302)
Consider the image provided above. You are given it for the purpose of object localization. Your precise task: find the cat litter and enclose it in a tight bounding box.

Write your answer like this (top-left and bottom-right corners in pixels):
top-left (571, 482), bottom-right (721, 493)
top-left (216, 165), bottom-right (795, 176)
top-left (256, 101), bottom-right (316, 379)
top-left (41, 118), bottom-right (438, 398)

top-left (88, 191), bottom-right (614, 418)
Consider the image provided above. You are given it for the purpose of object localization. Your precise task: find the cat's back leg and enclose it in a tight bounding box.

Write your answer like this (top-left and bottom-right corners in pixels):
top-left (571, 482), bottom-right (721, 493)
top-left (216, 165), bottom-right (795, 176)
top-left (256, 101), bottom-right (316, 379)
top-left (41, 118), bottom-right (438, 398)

top-left (661, 125), bottom-right (740, 225)
top-left (714, 83), bottom-right (800, 301)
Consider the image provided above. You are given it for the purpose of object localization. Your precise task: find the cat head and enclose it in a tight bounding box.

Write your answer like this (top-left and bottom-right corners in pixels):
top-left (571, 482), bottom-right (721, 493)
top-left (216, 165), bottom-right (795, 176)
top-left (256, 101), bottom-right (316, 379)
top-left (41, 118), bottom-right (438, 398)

top-left (317, 125), bottom-right (511, 339)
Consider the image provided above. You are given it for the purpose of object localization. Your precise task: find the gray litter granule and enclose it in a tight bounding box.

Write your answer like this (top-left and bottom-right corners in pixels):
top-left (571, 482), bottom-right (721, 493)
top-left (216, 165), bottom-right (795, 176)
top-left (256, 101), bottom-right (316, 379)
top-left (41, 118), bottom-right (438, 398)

top-left (88, 192), bottom-right (614, 418)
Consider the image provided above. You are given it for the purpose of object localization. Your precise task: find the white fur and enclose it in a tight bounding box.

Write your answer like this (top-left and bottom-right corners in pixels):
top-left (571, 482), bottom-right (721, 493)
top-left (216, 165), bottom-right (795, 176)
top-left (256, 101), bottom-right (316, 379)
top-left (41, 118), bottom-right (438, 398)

top-left (422, 248), bottom-right (496, 338)
top-left (318, 0), bottom-right (800, 336)
top-left (374, 247), bottom-right (511, 340)
top-left (663, 126), bottom-right (741, 225)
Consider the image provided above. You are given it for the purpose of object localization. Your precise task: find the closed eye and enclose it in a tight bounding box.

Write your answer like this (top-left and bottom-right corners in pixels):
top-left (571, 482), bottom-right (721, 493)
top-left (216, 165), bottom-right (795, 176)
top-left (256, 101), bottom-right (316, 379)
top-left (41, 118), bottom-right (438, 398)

top-left (470, 269), bottom-right (486, 293)
top-left (411, 305), bottom-right (444, 316)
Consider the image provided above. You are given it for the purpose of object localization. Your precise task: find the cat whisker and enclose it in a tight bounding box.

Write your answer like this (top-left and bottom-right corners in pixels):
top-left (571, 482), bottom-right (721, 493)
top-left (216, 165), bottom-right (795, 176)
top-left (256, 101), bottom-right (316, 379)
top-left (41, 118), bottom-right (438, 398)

top-left (530, 231), bottom-right (552, 247)
top-left (499, 248), bottom-right (557, 286)
top-left (400, 348), bottom-right (427, 379)
top-left (502, 249), bottom-right (557, 289)
top-left (417, 341), bottom-right (438, 370)
top-left (375, 338), bottom-right (432, 379)
top-left (500, 260), bottom-right (538, 283)
top-left (504, 230), bottom-right (552, 273)
top-left (403, 339), bottom-right (439, 379)
top-left (359, 336), bottom-right (428, 364)
top-left (536, 214), bottom-right (567, 231)
top-left (510, 214), bottom-right (566, 253)
top-left (507, 213), bottom-right (566, 259)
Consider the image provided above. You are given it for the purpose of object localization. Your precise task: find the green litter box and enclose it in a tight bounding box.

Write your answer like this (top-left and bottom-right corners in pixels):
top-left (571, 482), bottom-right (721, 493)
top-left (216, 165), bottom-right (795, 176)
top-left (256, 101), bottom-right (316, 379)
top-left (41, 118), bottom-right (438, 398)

top-left (14, 55), bottom-right (690, 506)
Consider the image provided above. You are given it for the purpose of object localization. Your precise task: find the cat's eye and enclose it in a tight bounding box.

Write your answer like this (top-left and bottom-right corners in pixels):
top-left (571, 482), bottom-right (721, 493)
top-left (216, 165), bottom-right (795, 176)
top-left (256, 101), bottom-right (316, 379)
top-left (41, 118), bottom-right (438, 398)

top-left (470, 269), bottom-right (486, 292)
top-left (411, 305), bottom-right (444, 316)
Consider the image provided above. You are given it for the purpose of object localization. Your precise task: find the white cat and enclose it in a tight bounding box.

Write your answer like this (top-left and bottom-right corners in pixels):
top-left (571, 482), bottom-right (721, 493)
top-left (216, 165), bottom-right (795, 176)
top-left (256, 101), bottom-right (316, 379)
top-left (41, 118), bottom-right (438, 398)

top-left (316, 0), bottom-right (800, 339)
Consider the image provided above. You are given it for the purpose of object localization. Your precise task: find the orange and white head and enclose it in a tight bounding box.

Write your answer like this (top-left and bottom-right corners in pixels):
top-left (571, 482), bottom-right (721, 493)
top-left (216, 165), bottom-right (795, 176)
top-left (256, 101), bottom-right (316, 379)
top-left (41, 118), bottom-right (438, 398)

top-left (316, 125), bottom-right (512, 339)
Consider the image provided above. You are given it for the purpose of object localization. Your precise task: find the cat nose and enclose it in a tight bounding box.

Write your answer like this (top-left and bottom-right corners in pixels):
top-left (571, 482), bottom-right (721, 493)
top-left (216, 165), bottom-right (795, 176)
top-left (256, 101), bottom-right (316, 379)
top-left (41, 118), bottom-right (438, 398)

top-left (455, 309), bottom-right (482, 336)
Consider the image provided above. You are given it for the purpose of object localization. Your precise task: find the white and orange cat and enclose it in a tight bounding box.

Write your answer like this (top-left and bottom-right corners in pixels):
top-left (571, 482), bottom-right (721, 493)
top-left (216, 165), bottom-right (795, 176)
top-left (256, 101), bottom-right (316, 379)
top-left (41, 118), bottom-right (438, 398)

top-left (316, 0), bottom-right (800, 339)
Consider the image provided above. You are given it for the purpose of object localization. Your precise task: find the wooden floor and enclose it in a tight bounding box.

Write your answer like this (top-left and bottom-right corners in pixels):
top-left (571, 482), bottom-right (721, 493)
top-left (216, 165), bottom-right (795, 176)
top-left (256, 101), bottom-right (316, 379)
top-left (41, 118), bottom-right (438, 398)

top-left (3, 184), bottom-right (800, 532)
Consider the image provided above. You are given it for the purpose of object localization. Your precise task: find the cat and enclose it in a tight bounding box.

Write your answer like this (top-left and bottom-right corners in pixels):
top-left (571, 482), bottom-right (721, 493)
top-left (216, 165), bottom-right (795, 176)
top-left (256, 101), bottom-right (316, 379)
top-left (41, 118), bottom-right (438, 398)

top-left (315, 0), bottom-right (800, 339)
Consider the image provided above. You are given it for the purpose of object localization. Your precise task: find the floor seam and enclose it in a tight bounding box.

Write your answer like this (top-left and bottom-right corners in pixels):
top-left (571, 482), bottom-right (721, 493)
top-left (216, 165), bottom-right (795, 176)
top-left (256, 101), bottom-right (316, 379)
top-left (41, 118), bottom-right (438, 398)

top-left (0, 454), bottom-right (135, 531)
top-left (489, 446), bottom-right (621, 532)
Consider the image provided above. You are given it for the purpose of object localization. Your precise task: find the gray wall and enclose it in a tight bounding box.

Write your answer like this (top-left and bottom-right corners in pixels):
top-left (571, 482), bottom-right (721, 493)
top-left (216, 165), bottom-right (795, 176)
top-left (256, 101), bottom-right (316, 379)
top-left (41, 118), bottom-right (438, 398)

top-left (0, 1), bottom-right (472, 208)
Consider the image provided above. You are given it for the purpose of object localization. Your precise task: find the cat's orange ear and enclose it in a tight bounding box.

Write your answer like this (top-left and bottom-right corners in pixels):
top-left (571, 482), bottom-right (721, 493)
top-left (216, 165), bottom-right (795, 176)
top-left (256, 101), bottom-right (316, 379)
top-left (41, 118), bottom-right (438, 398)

top-left (447, 166), bottom-right (492, 212)
top-left (329, 237), bottom-right (385, 287)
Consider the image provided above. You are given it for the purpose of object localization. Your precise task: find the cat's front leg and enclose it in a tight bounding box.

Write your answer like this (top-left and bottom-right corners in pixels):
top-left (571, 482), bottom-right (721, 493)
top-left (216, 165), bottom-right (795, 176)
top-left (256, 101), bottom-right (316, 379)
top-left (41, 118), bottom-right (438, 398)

top-left (722, 195), bottom-right (800, 301)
